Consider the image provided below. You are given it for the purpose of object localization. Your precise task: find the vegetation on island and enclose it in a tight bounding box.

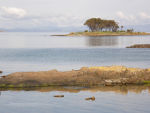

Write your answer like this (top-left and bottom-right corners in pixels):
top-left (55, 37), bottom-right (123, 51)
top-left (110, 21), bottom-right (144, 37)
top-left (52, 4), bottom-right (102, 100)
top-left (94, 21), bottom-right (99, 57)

top-left (84, 18), bottom-right (119, 32)
top-left (52, 17), bottom-right (150, 36)
top-left (0, 66), bottom-right (150, 88)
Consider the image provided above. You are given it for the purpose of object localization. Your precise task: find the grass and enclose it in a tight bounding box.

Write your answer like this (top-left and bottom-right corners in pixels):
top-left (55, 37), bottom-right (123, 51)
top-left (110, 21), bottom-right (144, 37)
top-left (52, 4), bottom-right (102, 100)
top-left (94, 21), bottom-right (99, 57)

top-left (143, 81), bottom-right (150, 84)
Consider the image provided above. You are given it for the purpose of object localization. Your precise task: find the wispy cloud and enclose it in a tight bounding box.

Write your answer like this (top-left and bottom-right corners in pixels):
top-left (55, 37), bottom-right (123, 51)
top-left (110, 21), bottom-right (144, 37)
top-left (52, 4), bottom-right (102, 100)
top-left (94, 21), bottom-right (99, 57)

top-left (116, 11), bottom-right (150, 25)
top-left (139, 12), bottom-right (150, 19)
top-left (0, 6), bottom-right (27, 19)
top-left (0, 7), bottom-right (85, 30)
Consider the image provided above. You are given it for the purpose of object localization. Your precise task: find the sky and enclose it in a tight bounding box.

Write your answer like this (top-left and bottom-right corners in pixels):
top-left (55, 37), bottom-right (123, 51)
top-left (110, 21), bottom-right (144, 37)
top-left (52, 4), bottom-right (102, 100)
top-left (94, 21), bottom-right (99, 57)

top-left (0, 0), bottom-right (150, 31)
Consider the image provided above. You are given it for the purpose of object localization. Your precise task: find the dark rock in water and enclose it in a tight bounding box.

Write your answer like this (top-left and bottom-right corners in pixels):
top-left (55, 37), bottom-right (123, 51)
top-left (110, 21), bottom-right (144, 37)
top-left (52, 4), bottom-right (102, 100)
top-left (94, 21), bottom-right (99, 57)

top-left (0, 71), bottom-right (2, 73)
top-left (127, 44), bottom-right (150, 48)
top-left (85, 96), bottom-right (95, 101)
top-left (54, 95), bottom-right (64, 98)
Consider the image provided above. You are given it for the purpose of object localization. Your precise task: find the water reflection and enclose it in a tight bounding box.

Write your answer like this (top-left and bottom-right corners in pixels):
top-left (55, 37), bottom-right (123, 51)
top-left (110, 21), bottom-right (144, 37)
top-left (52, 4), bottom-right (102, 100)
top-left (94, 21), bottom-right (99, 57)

top-left (0, 85), bottom-right (150, 95)
top-left (86, 36), bottom-right (119, 47)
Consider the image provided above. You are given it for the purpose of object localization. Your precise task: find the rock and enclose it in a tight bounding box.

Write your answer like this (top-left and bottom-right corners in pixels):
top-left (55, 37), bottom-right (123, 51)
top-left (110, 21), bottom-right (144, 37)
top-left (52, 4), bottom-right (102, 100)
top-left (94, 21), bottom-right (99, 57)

top-left (105, 80), bottom-right (113, 86)
top-left (0, 71), bottom-right (2, 73)
top-left (85, 96), bottom-right (95, 101)
top-left (1, 76), bottom-right (6, 78)
top-left (104, 78), bottom-right (128, 86)
top-left (0, 66), bottom-right (150, 87)
top-left (54, 95), bottom-right (64, 98)
top-left (127, 44), bottom-right (150, 48)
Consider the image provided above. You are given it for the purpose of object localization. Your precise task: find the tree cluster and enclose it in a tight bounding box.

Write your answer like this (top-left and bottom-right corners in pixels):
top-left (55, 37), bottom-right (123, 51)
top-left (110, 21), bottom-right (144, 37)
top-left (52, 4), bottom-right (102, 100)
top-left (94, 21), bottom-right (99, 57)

top-left (84, 18), bottom-right (119, 32)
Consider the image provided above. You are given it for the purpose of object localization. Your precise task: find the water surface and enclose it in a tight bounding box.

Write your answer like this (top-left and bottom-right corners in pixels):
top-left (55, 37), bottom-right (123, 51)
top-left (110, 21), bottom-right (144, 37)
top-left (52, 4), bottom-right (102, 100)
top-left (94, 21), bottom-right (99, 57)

top-left (0, 32), bottom-right (150, 75)
top-left (0, 86), bottom-right (150, 113)
top-left (0, 32), bottom-right (150, 113)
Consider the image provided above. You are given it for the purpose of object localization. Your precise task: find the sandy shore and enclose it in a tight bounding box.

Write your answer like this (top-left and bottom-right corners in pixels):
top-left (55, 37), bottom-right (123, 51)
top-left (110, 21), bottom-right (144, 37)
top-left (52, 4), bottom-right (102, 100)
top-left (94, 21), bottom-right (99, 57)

top-left (0, 66), bottom-right (150, 88)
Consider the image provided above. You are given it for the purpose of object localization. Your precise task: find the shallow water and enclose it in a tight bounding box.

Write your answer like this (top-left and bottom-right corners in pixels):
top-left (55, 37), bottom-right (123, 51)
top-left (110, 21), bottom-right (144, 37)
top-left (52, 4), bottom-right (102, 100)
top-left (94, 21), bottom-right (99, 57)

top-left (0, 32), bottom-right (150, 113)
top-left (0, 86), bottom-right (150, 113)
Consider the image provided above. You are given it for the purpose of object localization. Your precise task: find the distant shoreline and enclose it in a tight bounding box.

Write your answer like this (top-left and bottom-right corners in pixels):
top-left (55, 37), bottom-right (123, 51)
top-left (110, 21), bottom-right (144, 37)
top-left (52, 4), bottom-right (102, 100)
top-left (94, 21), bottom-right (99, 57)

top-left (52, 32), bottom-right (150, 37)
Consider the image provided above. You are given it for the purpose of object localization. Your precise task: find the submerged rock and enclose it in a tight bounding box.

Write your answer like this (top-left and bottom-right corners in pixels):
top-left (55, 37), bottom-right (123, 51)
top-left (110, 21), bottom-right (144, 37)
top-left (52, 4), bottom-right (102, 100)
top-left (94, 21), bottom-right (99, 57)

top-left (54, 95), bottom-right (64, 98)
top-left (85, 96), bottom-right (95, 101)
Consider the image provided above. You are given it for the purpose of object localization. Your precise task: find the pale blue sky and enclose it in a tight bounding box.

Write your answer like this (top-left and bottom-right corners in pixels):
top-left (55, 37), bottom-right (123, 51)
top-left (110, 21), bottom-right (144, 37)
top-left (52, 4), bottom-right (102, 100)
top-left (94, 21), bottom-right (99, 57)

top-left (0, 0), bottom-right (150, 31)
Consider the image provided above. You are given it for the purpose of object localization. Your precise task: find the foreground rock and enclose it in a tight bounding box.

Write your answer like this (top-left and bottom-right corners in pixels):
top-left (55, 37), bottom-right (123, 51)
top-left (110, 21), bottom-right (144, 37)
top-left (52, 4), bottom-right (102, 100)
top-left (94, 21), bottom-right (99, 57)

top-left (85, 96), bottom-right (95, 101)
top-left (0, 66), bottom-right (150, 88)
top-left (54, 95), bottom-right (64, 98)
top-left (127, 44), bottom-right (150, 48)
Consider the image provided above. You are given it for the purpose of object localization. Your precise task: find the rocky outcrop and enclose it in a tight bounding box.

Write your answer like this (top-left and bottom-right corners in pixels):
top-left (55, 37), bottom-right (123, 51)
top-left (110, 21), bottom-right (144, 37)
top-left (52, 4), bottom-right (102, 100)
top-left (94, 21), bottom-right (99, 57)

top-left (0, 66), bottom-right (150, 87)
top-left (127, 44), bottom-right (150, 48)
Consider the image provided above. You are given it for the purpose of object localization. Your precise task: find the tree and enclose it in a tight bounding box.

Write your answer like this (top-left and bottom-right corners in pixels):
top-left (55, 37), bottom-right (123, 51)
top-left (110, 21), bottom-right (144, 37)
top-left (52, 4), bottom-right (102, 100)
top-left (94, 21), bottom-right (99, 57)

top-left (121, 26), bottom-right (123, 30)
top-left (84, 18), bottom-right (119, 32)
top-left (84, 18), bottom-right (102, 32)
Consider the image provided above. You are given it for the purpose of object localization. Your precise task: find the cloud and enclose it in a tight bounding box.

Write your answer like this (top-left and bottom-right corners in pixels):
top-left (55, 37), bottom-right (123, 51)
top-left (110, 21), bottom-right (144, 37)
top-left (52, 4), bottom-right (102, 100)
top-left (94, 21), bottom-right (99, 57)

top-left (139, 12), bottom-right (150, 19)
top-left (47, 14), bottom-right (84, 27)
top-left (0, 6), bottom-right (27, 18)
top-left (116, 11), bottom-right (128, 20)
top-left (0, 10), bottom-right (85, 31)
top-left (116, 11), bottom-right (136, 21)
top-left (115, 11), bottom-right (150, 25)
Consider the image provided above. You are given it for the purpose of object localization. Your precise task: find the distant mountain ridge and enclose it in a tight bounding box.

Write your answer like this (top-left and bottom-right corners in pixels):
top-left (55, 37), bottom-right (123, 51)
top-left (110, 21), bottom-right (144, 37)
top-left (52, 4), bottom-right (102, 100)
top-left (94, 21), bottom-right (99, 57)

top-left (0, 24), bottom-right (150, 32)
top-left (125, 24), bottom-right (150, 32)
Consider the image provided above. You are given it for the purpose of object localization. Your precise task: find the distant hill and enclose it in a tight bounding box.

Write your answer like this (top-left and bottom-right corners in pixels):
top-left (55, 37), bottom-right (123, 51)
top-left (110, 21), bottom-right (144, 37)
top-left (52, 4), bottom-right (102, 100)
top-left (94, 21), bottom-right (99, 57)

top-left (0, 26), bottom-right (85, 32)
top-left (0, 24), bottom-right (150, 32)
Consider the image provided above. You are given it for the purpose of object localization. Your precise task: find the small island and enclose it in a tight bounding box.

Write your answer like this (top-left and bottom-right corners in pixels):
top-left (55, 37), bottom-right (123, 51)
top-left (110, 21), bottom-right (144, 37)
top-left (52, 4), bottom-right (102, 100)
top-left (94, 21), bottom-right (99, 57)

top-left (0, 66), bottom-right (150, 88)
top-left (52, 18), bottom-right (150, 37)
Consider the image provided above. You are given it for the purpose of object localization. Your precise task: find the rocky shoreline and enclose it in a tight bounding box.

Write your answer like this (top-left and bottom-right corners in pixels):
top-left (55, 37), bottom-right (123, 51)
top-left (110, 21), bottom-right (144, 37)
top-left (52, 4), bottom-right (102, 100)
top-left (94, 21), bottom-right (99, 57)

top-left (127, 44), bottom-right (150, 48)
top-left (0, 66), bottom-right (150, 88)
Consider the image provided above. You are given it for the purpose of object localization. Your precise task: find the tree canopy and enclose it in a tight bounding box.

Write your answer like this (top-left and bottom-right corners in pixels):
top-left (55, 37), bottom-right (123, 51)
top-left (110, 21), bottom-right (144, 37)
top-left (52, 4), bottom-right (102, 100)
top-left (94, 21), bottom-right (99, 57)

top-left (84, 18), bottom-right (119, 32)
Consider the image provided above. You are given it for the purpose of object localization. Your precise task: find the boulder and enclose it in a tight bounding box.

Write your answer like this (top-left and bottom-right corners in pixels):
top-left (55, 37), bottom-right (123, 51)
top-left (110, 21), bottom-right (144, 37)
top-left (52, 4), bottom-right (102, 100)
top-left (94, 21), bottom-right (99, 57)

top-left (85, 96), bottom-right (95, 101)
top-left (54, 95), bottom-right (64, 98)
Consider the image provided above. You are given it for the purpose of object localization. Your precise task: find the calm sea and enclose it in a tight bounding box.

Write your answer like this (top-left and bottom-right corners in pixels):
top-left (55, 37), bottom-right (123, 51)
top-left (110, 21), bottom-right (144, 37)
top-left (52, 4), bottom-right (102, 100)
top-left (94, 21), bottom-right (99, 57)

top-left (0, 32), bottom-right (150, 113)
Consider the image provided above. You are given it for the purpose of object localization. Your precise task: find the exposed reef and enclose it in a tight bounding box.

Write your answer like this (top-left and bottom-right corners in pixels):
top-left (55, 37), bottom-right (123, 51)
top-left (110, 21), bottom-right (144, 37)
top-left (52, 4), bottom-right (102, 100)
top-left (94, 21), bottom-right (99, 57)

top-left (0, 66), bottom-right (150, 88)
top-left (127, 44), bottom-right (150, 48)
